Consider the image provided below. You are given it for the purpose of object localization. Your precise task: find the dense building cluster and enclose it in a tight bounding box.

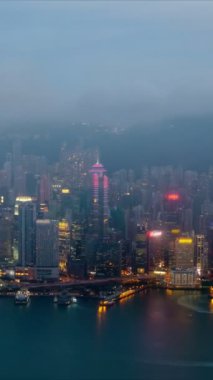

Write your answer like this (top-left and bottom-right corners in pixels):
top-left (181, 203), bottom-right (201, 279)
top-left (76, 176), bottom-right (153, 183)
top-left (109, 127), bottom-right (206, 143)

top-left (0, 139), bottom-right (213, 287)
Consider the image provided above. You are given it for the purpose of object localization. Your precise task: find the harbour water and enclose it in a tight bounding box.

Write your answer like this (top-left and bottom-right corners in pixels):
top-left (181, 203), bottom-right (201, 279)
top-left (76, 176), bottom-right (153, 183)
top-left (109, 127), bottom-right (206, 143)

top-left (1, 290), bottom-right (213, 380)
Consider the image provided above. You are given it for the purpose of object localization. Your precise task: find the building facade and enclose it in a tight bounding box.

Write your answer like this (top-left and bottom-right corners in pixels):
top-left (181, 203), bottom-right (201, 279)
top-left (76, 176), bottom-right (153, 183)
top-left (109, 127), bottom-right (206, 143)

top-left (36, 219), bottom-right (59, 280)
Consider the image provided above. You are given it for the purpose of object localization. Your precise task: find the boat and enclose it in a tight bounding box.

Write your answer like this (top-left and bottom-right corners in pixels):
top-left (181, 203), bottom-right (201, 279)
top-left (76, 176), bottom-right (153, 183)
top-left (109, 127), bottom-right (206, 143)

top-left (15, 289), bottom-right (30, 305)
top-left (99, 290), bottom-right (120, 307)
top-left (57, 291), bottom-right (71, 306)
top-left (54, 292), bottom-right (78, 306)
top-left (71, 297), bottom-right (77, 304)
top-left (99, 299), bottom-right (115, 307)
top-left (99, 286), bottom-right (145, 308)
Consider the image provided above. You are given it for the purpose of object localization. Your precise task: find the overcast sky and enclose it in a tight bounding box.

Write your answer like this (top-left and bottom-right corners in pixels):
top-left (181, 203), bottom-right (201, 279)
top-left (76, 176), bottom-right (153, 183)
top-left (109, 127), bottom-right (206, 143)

top-left (0, 1), bottom-right (213, 128)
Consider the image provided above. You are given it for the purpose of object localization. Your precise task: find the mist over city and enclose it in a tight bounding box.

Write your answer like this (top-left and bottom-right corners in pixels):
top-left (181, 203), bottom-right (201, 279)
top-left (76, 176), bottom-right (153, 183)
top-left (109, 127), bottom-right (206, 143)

top-left (1, 2), bottom-right (213, 380)
top-left (1, 1), bottom-right (213, 128)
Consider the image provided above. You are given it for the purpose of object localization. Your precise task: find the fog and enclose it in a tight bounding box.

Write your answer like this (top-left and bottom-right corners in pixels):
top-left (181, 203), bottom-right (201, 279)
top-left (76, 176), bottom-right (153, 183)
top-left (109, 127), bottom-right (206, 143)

top-left (0, 1), bottom-right (213, 128)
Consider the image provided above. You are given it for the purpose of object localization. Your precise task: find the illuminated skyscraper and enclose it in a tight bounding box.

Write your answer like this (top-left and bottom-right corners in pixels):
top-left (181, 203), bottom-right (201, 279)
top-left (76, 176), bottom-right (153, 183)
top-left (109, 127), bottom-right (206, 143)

top-left (147, 230), bottom-right (167, 272)
top-left (207, 226), bottom-right (213, 272)
top-left (195, 234), bottom-right (208, 275)
top-left (0, 213), bottom-right (13, 263)
top-left (36, 219), bottom-right (59, 280)
top-left (89, 160), bottom-right (109, 240)
top-left (174, 236), bottom-right (194, 269)
top-left (18, 202), bottom-right (36, 266)
top-left (162, 192), bottom-right (182, 230)
top-left (169, 235), bottom-right (198, 288)
top-left (134, 224), bottom-right (147, 274)
top-left (58, 219), bottom-right (70, 273)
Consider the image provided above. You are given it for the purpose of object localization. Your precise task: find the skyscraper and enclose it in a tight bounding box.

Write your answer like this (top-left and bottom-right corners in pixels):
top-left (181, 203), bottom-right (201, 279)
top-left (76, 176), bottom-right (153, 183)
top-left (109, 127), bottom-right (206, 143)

top-left (89, 160), bottom-right (109, 240)
top-left (18, 202), bottom-right (36, 266)
top-left (162, 192), bottom-right (182, 230)
top-left (0, 213), bottom-right (13, 263)
top-left (147, 230), bottom-right (166, 272)
top-left (36, 219), bottom-right (59, 280)
top-left (58, 219), bottom-right (70, 273)
top-left (195, 234), bottom-right (208, 275)
top-left (39, 174), bottom-right (51, 205)
top-left (174, 237), bottom-right (194, 269)
top-left (134, 224), bottom-right (147, 274)
top-left (168, 235), bottom-right (197, 288)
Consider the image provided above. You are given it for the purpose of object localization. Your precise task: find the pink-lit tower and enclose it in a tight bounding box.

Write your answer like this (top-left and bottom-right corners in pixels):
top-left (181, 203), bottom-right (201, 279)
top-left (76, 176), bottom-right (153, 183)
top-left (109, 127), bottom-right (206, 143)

top-left (89, 159), bottom-right (109, 240)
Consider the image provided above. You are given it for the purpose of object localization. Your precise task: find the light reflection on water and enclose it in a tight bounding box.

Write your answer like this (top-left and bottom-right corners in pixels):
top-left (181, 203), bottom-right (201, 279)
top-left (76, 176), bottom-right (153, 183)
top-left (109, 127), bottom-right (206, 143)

top-left (96, 293), bottom-right (138, 326)
top-left (97, 305), bottom-right (107, 316)
top-left (1, 290), bottom-right (213, 379)
top-left (119, 294), bottom-right (134, 305)
top-left (97, 305), bottom-right (107, 329)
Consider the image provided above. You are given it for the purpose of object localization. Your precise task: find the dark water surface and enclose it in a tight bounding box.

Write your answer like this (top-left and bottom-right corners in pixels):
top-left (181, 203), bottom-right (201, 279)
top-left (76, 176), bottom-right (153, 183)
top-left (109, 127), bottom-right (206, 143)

top-left (1, 290), bottom-right (213, 380)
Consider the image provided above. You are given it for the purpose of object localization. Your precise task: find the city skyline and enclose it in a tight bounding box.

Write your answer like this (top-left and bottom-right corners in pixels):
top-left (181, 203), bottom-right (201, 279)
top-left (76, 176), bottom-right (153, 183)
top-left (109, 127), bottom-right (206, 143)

top-left (0, 2), bottom-right (213, 380)
top-left (1, 138), bottom-right (213, 283)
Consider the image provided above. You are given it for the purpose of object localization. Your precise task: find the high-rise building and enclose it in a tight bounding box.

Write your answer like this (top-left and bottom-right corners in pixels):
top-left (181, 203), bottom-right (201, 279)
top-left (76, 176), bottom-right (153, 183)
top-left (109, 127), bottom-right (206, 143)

top-left (174, 236), bottom-right (194, 269)
top-left (147, 230), bottom-right (167, 272)
top-left (36, 219), bottom-right (59, 280)
top-left (134, 224), bottom-right (147, 274)
top-left (207, 226), bottom-right (213, 273)
top-left (195, 234), bottom-right (208, 275)
top-left (39, 175), bottom-right (51, 205)
top-left (162, 192), bottom-right (182, 231)
top-left (18, 202), bottom-right (36, 266)
top-left (58, 219), bottom-right (70, 273)
top-left (0, 213), bottom-right (13, 263)
top-left (89, 160), bottom-right (109, 240)
top-left (124, 209), bottom-right (136, 241)
top-left (119, 239), bottom-right (133, 275)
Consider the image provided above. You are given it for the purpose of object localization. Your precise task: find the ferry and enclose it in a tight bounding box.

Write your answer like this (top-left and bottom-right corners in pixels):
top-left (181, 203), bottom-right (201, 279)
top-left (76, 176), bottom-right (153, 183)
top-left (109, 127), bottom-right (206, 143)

top-left (99, 286), bottom-right (145, 307)
top-left (99, 289), bottom-right (121, 307)
top-left (71, 296), bottom-right (77, 304)
top-left (99, 299), bottom-right (115, 307)
top-left (116, 288), bottom-right (144, 300)
top-left (15, 289), bottom-right (30, 305)
top-left (57, 291), bottom-right (71, 306)
top-left (55, 292), bottom-right (78, 306)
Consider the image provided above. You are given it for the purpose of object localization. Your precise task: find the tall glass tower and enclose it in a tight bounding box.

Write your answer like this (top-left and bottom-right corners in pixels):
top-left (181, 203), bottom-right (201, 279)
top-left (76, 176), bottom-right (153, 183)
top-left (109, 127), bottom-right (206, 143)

top-left (89, 160), bottom-right (109, 240)
top-left (35, 219), bottom-right (59, 280)
top-left (18, 202), bottom-right (36, 266)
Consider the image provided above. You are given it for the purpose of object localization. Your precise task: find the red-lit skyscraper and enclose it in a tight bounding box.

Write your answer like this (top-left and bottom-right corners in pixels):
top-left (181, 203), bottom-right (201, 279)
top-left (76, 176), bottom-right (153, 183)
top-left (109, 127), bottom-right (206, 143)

top-left (162, 191), bottom-right (182, 230)
top-left (89, 160), bottom-right (109, 240)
